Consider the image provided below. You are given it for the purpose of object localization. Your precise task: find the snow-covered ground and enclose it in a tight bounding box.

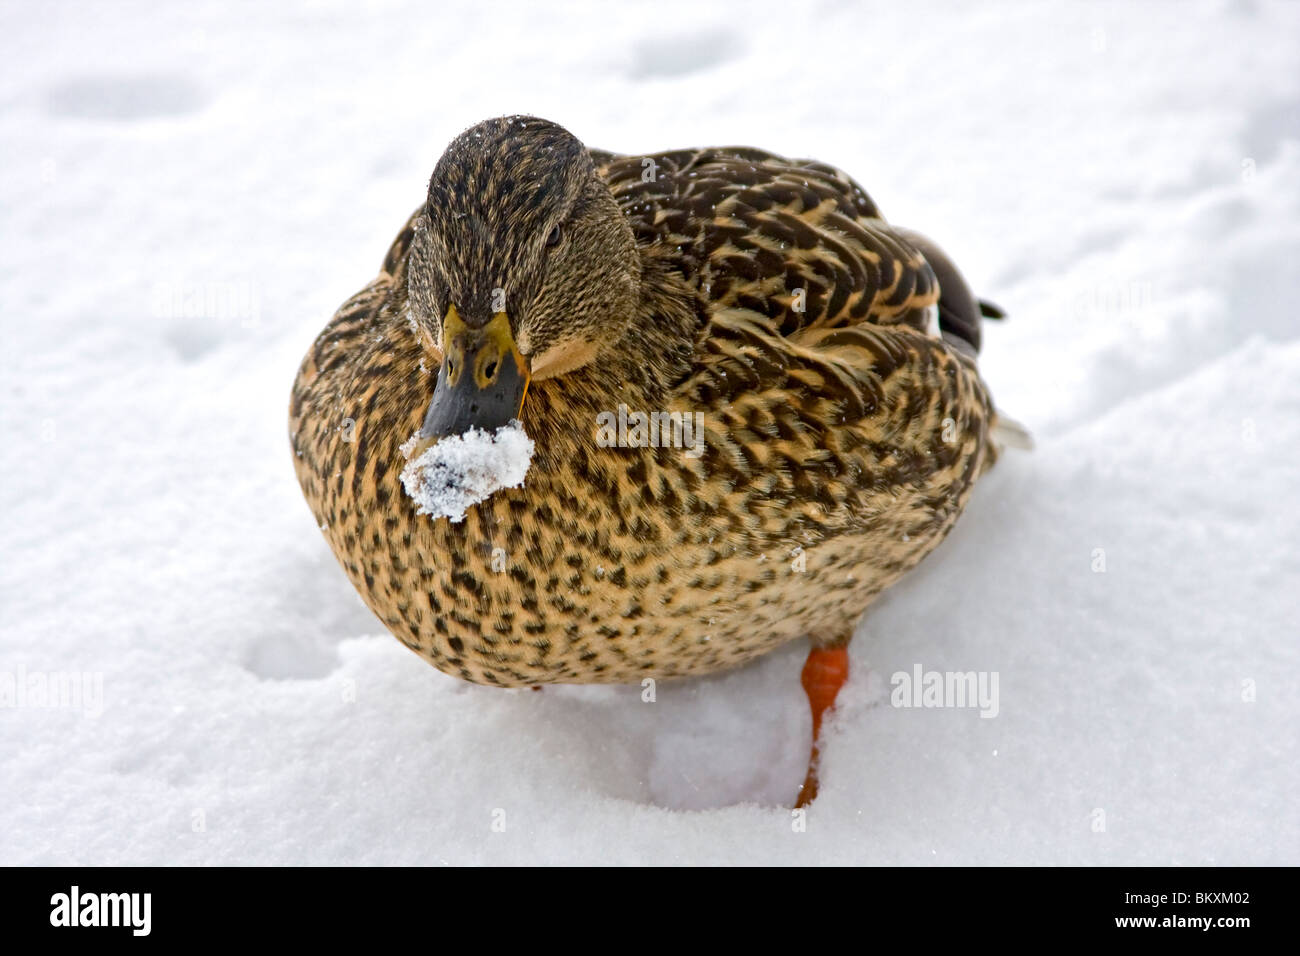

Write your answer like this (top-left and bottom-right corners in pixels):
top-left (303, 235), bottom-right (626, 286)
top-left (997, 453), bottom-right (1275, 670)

top-left (2, 0), bottom-right (1297, 865)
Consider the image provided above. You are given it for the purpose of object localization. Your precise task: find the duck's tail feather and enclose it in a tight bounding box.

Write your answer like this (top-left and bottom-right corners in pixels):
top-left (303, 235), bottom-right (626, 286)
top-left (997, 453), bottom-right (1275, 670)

top-left (991, 412), bottom-right (1034, 451)
top-left (892, 227), bottom-right (990, 355)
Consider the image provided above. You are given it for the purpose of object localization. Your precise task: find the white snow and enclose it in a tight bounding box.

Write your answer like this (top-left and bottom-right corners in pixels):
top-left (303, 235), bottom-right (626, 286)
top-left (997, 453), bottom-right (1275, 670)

top-left (1, 1), bottom-right (1298, 864)
top-left (399, 422), bottom-right (534, 523)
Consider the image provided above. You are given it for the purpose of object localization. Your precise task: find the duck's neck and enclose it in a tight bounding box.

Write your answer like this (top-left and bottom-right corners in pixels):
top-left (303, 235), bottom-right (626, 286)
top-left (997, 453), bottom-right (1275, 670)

top-left (523, 255), bottom-right (700, 452)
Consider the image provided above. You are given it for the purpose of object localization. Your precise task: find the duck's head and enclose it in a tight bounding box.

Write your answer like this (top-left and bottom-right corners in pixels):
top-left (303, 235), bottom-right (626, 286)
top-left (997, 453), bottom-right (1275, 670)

top-left (407, 116), bottom-right (641, 441)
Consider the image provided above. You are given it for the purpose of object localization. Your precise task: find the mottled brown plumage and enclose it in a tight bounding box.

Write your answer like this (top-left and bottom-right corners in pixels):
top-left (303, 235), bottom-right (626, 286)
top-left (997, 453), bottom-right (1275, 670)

top-left (289, 116), bottom-right (1006, 705)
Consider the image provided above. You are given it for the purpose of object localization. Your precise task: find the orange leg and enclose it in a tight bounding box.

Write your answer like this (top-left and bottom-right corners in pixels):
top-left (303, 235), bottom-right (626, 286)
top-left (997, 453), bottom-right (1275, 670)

top-left (794, 644), bottom-right (850, 808)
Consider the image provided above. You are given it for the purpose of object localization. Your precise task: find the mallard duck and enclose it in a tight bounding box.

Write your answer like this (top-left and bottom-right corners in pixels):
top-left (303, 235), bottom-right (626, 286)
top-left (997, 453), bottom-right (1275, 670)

top-left (289, 116), bottom-right (1020, 806)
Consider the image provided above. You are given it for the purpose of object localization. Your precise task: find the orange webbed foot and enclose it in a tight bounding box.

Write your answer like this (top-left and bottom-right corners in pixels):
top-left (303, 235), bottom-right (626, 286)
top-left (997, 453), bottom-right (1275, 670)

top-left (794, 644), bottom-right (850, 808)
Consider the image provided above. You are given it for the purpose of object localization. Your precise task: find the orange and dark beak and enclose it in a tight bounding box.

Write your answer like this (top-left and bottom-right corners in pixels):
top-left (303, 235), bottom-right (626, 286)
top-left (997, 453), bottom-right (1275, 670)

top-left (419, 306), bottom-right (530, 440)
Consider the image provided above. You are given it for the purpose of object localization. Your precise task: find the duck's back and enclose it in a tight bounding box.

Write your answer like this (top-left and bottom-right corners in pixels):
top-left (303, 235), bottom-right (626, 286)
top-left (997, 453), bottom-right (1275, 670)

top-left (591, 142), bottom-right (1000, 525)
top-left (593, 146), bottom-right (947, 345)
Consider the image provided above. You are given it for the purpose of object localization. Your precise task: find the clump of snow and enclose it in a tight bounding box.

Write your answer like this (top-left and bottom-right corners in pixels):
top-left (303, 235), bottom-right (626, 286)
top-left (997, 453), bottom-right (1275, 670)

top-left (399, 422), bottom-right (534, 522)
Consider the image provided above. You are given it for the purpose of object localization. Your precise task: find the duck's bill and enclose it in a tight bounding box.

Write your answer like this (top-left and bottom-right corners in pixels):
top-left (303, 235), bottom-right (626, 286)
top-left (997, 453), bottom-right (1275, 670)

top-left (419, 306), bottom-right (530, 440)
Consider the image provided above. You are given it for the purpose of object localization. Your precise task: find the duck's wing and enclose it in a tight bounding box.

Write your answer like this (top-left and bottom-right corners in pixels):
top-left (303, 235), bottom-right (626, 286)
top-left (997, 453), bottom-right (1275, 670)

top-left (288, 206), bottom-right (424, 462)
top-left (379, 205), bottom-right (425, 282)
top-left (595, 145), bottom-right (1001, 508)
top-left (594, 146), bottom-right (944, 340)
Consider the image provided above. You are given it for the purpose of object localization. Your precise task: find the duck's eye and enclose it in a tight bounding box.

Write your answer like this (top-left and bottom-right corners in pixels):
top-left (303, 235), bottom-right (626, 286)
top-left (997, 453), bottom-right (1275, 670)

top-left (546, 224), bottom-right (562, 247)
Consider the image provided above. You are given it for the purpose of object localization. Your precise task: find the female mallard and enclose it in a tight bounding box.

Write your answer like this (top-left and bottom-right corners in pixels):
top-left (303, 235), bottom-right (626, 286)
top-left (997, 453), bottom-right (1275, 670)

top-left (289, 116), bottom-right (1019, 806)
